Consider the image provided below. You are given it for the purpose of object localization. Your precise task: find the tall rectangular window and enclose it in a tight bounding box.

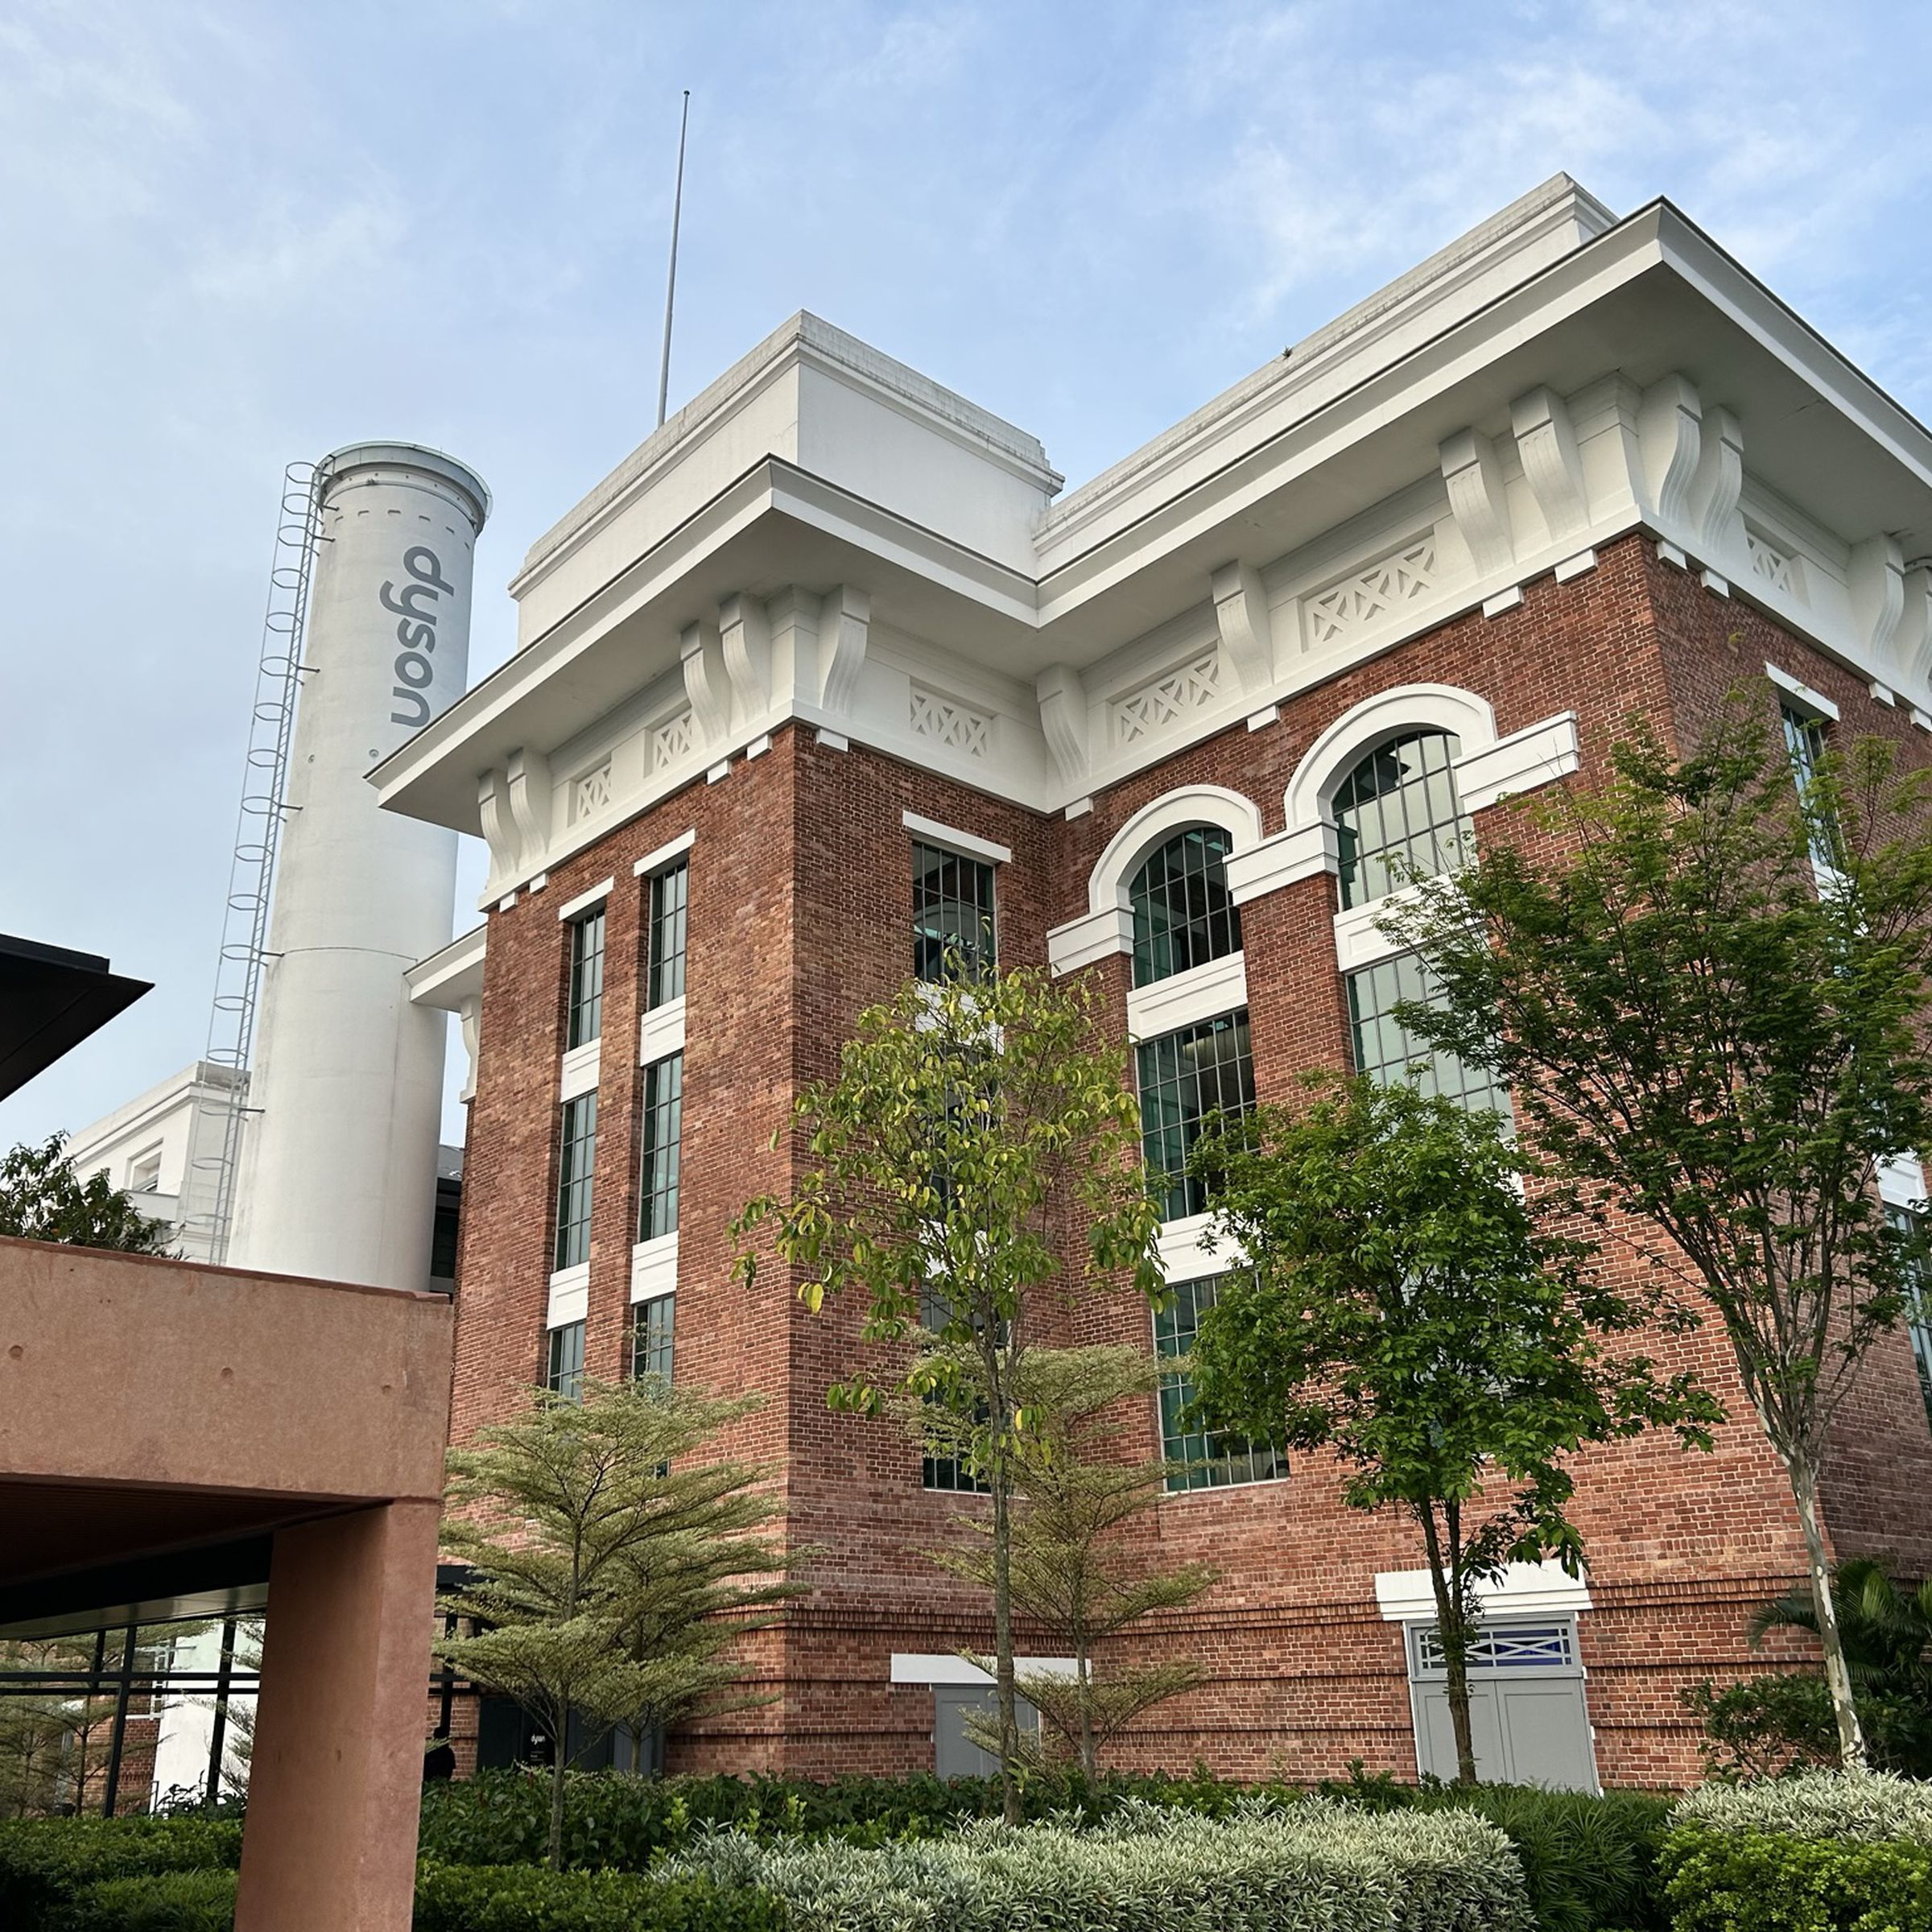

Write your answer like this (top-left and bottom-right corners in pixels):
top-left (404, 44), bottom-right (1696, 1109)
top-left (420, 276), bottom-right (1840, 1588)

top-left (638, 1053), bottom-right (683, 1241)
top-left (919, 1284), bottom-right (992, 1492)
top-left (1154, 1277), bottom-right (1285, 1492)
top-left (554, 1093), bottom-right (597, 1270)
top-left (546, 1319), bottom-right (585, 1403)
top-left (631, 1293), bottom-right (675, 1385)
top-left (566, 906), bottom-right (606, 1049)
top-left (1347, 953), bottom-right (1505, 1116)
top-left (647, 861), bottom-right (689, 1009)
top-left (912, 840), bottom-right (996, 981)
top-left (1889, 1204), bottom-right (1932, 1429)
top-left (1781, 700), bottom-right (1839, 874)
top-left (1136, 1010), bottom-right (1256, 1222)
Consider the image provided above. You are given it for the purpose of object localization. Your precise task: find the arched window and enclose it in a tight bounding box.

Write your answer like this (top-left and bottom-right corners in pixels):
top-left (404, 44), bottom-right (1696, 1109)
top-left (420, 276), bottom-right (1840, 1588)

top-left (1332, 729), bottom-right (1472, 909)
top-left (1128, 828), bottom-right (1241, 987)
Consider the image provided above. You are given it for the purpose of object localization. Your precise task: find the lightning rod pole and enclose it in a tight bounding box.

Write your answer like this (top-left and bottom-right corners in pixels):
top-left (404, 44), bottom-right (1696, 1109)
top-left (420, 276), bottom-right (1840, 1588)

top-left (657, 90), bottom-right (691, 430)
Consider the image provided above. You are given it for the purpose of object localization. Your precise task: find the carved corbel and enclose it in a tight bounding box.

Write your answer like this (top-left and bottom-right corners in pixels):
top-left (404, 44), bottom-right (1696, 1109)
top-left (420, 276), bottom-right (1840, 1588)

top-left (456, 996), bottom-right (481, 1104)
top-left (504, 748), bottom-right (551, 873)
top-left (1439, 428), bottom-right (1515, 577)
top-left (1851, 535), bottom-right (1907, 679)
top-left (1637, 374), bottom-right (1703, 530)
top-left (1035, 663), bottom-right (1088, 788)
top-left (1509, 387), bottom-right (1590, 547)
top-left (680, 621), bottom-right (730, 746)
top-left (1209, 561), bottom-right (1276, 693)
top-left (817, 585), bottom-right (870, 715)
top-left (478, 767), bottom-right (518, 888)
top-left (1686, 406), bottom-right (1744, 552)
top-left (1900, 562), bottom-right (1932, 694)
top-left (718, 592), bottom-right (771, 733)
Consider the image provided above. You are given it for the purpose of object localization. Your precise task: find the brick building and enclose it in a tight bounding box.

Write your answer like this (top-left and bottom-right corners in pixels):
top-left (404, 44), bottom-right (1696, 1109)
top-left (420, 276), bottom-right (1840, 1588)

top-left (383, 175), bottom-right (1932, 1789)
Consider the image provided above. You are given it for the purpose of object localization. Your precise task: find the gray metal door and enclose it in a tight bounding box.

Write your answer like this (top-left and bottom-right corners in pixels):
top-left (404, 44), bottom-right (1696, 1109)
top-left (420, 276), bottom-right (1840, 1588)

top-left (934, 1686), bottom-right (1038, 1779)
top-left (1406, 1616), bottom-right (1597, 1790)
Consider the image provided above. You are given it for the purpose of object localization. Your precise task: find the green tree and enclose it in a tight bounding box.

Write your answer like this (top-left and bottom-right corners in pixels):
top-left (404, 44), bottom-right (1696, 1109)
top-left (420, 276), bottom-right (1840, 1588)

top-left (0, 1135), bottom-right (173, 1252)
top-left (921, 1344), bottom-right (1219, 1775)
top-left (734, 964), bottom-right (1162, 1822)
top-left (1185, 1076), bottom-right (1719, 1784)
top-left (436, 1379), bottom-right (794, 1869)
top-left (1385, 691), bottom-right (1932, 1766)
top-left (1686, 1556), bottom-right (1932, 1780)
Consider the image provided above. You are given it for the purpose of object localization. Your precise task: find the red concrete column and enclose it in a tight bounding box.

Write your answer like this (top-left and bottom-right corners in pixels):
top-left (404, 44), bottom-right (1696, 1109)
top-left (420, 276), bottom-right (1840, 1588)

top-left (234, 1499), bottom-right (441, 1932)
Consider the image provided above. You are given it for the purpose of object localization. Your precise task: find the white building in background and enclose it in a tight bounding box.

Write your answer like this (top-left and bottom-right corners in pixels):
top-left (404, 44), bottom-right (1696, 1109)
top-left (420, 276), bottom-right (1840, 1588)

top-left (64, 1063), bottom-right (464, 1292)
top-left (63, 1060), bottom-right (241, 1263)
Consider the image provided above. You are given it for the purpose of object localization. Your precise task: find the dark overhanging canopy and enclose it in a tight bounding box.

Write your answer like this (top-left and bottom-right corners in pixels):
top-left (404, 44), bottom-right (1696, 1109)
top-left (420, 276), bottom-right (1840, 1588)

top-left (0, 932), bottom-right (150, 1103)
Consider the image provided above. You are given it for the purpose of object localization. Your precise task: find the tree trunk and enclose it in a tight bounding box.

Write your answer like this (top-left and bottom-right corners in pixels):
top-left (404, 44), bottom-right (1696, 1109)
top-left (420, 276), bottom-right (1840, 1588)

top-left (1419, 1507), bottom-right (1479, 1786)
top-left (991, 1459), bottom-right (1020, 1824)
top-left (1789, 1451), bottom-right (1868, 1769)
top-left (547, 1705), bottom-right (568, 1872)
top-left (1075, 1645), bottom-right (1096, 1780)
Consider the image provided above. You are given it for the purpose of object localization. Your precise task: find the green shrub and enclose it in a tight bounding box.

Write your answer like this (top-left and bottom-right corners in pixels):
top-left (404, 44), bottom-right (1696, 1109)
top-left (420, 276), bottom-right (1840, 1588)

top-left (415, 1765), bottom-right (1234, 1867)
top-left (668, 1798), bottom-right (1534, 1932)
top-left (412, 1860), bottom-right (786, 1932)
top-left (1667, 1769), bottom-right (1932, 1843)
top-left (62, 1868), bottom-right (237, 1931)
top-left (1424, 1787), bottom-right (1671, 1932)
top-left (1659, 1826), bottom-right (1932, 1932)
top-left (0, 1818), bottom-right (243, 1922)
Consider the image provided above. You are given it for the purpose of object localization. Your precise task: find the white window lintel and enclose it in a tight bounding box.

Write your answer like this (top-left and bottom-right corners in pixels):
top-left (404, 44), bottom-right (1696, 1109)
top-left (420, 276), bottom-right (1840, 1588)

top-left (903, 810), bottom-right (1011, 867)
top-left (634, 828), bottom-right (697, 877)
top-left (556, 877), bottom-right (614, 923)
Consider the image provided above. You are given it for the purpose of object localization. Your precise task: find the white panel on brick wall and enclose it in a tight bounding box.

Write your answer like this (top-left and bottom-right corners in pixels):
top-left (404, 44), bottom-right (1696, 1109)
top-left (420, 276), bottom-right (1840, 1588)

top-left (908, 683), bottom-right (993, 758)
top-left (652, 709), bottom-right (697, 770)
top-left (1302, 535), bottom-right (1440, 650)
top-left (572, 761), bottom-right (613, 822)
top-left (1113, 650), bottom-right (1221, 745)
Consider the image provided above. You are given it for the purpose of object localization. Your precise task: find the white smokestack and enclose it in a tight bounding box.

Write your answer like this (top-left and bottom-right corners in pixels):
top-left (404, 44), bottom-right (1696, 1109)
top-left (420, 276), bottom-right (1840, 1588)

top-left (228, 442), bottom-right (489, 1290)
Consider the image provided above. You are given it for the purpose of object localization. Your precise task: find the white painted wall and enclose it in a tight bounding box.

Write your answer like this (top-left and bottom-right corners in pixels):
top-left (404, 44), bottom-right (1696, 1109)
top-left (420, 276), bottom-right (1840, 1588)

top-left (228, 444), bottom-right (487, 1290)
top-left (62, 1061), bottom-right (241, 1264)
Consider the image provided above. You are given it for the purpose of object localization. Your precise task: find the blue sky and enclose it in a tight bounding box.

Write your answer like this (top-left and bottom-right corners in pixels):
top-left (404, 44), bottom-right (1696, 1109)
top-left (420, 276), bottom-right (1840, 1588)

top-left (5, 0), bottom-right (1930, 1147)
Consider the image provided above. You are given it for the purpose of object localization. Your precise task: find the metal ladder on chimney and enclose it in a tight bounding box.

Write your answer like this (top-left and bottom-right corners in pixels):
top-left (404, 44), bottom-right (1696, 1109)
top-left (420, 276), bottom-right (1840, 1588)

top-left (190, 458), bottom-right (326, 1265)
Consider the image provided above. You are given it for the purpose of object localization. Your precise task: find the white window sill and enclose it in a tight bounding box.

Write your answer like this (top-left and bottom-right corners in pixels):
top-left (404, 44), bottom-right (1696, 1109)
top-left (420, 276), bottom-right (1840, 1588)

top-left (630, 1232), bottom-right (679, 1302)
top-left (547, 1262), bottom-right (590, 1327)
top-left (559, 1038), bottom-right (601, 1100)
top-left (638, 995), bottom-right (687, 1066)
top-left (1126, 951), bottom-right (1248, 1043)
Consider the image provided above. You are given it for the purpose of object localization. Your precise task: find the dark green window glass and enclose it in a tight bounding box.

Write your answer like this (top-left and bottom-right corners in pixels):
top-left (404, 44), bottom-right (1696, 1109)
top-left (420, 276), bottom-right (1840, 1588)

top-left (1129, 828), bottom-right (1241, 988)
top-left (553, 1094), bottom-right (597, 1270)
top-left (631, 1292), bottom-right (675, 1385)
top-left (1136, 1011), bottom-right (1255, 1222)
top-left (912, 841), bottom-right (996, 981)
top-left (545, 1319), bottom-right (585, 1404)
top-left (567, 906), bottom-right (605, 1048)
top-left (1346, 953), bottom-right (1504, 1116)
top-left (647, 862), bottom-right (688, 1009)
top-left (1154, 1277), bottom-right (1285, 1492)
top-left (638, 1053), bottom-right (683, 1241)
top-left (1334, 730), bottom-right (1470, 908)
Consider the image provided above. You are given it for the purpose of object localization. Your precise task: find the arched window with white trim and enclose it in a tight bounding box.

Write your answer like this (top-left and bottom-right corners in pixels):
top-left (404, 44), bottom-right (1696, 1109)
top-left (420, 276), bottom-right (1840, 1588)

top-left (1128, 828), bottom-right (1242, 987)
top-left (1325, 728), bottom-right (1501, 1116)
top-left (1333, 729), bottom-right (1472, 908)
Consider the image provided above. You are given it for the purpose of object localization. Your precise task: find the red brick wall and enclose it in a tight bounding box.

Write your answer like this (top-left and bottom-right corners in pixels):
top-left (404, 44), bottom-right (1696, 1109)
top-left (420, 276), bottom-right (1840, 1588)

top-left (449, 530), bottom-right (1932, 1786)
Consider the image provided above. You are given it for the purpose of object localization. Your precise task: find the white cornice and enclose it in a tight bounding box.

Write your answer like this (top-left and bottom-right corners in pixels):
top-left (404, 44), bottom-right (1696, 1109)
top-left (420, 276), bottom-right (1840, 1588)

top-left (372, 188), bottom-right (1932, 879)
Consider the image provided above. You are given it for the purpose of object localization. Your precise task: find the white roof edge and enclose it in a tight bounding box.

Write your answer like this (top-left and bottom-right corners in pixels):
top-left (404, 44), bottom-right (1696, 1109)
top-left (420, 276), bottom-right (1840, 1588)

top-left (517, 311), bottom-right (1056, 585)
top-left (407, 922), bottom-right (487, 1007)
top-left (1042, 173), bottom-right (1615, 535)
top-left (62, 1059), bottom-right (242, 1156)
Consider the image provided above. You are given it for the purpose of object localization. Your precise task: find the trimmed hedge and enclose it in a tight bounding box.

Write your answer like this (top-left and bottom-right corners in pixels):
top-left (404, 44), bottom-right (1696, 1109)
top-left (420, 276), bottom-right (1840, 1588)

top-left (1659, 1827), bottom-right (1932, 1932)
top-left (0, 1817), bottom-right (243, 1923)
top-left (1667, 1769), bottom-right (1932, 1844)
top-left (420, 1767), bottom-right (1671, 1932)
top-left (667, 1797), bottom-right (1535, 1932)
top-left (413, 1861), bottom-right (786, 1932)
top-left (60, 1868), bottom-right (237, 1931)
